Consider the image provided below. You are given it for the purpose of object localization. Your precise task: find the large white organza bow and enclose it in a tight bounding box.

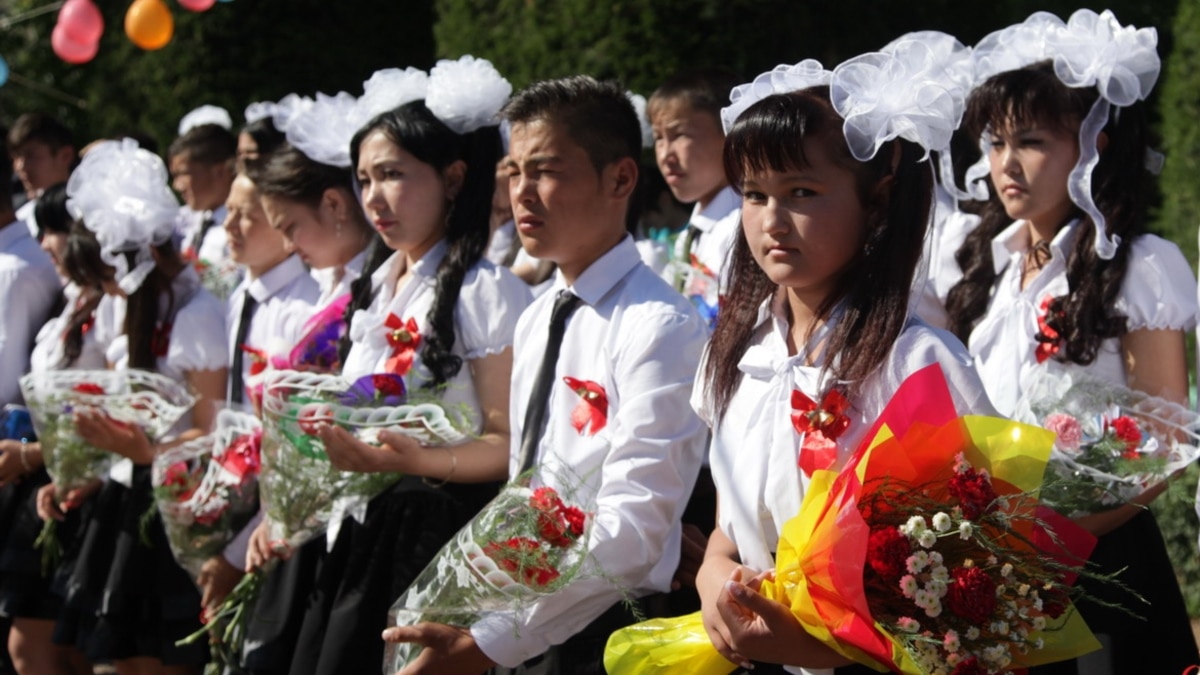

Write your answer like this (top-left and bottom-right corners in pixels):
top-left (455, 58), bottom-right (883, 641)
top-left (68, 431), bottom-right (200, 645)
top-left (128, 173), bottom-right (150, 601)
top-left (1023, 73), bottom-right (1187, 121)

top-left (1051, 9), bottom-right (1159, 260)
top-left (626, 92), bottom-right (653, 149)
top-left (244, 101), bottom-right (277, 125)
top-left (357, 67), bottom-right (430, 123)
top-left (66, 139), bottom-right (180, 294)
top-left (282, 91), bottom-right (361, 169)
top-left (178, 104), bottom-right (232, 136)
top-left (831, 42), bottom-right (964, 162)
top-left (719, 59), bottom-right (832, 134)
top-left (425, 55), bottom-right (512, 134)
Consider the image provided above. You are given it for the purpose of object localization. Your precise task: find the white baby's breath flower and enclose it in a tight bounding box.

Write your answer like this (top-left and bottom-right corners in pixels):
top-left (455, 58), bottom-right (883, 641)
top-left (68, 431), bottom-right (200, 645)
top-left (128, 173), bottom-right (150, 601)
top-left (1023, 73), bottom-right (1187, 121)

top-left (932, 512), bottom-right (952, 532)
top-left (943, 629), bottom-right (960, 653)
top-left (966, 626), bottom-right (980, 640)
top-left (902, 515), bottom-right (927, 536)
top-left (900, 574), bottom-right (919, 598)
top-left (958, 521), bottom-right (974, 540)
top-left (897, 616), bottom-right (921, 633)
top-left (907, 550), bottom-right (930, 573)
top-left (1000, 562), bottom-right (1014, 578)
top-left (917, 529), bottom-right (938, 549)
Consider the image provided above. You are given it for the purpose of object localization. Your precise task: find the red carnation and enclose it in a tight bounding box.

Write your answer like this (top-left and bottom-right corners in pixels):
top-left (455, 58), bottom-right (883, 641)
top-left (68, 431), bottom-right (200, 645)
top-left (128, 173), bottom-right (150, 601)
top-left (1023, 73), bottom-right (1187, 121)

top-left (484, 537), bottom-right (561, 587)
top-left (562, 506), bottom-right (586, 539)
top-left (866, 527), bottom-right (911, 580)
top-left (536, 511), bottom-right (573, 548)
top-left (1110, 416), bottom-right (1141, 455)
top-left (948, 467), bottom-right (998, 521)
top-left (1041, 585), bottom-right (1070, 619)
top-left (372, 374), bottom-right (405, 399)
top-left (951, 656), bottom-right (987, 675)
top-left (530, 486), bottom-right (564, 513)
top-left (71, 382), bottom-right (105, 396)
top-left (946, 566), bottom-right (997, 624)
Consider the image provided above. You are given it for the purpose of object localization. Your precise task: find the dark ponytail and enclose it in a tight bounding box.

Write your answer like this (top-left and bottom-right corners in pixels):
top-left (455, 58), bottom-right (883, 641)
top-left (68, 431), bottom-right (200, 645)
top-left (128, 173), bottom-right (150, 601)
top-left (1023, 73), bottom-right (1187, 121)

top-left (348, 102), bottom-right (502, 389)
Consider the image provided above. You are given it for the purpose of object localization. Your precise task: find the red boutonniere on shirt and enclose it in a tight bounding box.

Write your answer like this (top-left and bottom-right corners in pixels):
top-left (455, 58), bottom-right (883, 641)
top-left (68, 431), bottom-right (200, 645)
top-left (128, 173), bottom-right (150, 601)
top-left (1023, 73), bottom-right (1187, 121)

top-left (1035, 295), bottom-right (1063, 364)
top-left (563, 376), bottom-right (608, 436)
top-left (242, 346), bottom-right (269, 377)
top-left (791, 388), bottom-right (851, 478)
top-left (151, 322), bottom-right (173, 358)
top-left (383, 314), bottom-right (421, 376)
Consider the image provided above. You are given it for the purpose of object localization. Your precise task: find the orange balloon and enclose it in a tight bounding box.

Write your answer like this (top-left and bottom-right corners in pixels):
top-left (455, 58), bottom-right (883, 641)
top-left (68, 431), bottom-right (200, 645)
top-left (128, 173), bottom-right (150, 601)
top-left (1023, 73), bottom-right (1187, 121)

top-left (124, 0), bottom-right (173, 50)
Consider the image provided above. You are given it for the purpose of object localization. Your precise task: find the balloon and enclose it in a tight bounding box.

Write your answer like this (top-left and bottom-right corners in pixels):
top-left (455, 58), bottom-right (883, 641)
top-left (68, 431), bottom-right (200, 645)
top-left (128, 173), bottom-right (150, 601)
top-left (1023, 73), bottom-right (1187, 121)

top-left (51, 23), bottom-right (99, 64)
top-left (57, 0), bottom-right (104, 45)
top-left (178, 0), bottom-right (216, 10)
top-left (0, 57), bottom-right (8, 87)
top-left (125, 0), bottom-right (174, 50)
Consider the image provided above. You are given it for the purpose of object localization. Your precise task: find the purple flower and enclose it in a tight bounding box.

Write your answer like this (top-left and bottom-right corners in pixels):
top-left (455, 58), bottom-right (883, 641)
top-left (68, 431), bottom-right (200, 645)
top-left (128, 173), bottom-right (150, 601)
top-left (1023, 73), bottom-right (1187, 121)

top-left (337, 374), bottom-right (408, 407)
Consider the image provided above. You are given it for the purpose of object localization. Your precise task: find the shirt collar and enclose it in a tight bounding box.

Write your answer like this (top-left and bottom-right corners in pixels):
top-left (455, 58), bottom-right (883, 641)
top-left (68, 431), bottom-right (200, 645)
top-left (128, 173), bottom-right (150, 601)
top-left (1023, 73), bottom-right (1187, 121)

top-left (555, 234), bottom-right (641, 307)
top-left (689, 186), bottom-right (740, 234)
top-left (370, 239), bottom-right (449, 291)
top-left (246, 254), bottom-right (307, 302)
top-left (0, 219), bottom-right (32, 250)
top-left (990, 219), bottom-right (1083, 275)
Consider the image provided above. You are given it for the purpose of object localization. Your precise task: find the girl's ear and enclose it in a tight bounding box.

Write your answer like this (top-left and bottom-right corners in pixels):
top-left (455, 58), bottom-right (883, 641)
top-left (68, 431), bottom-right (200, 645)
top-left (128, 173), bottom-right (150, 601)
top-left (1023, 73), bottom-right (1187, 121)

top-left (321, 187), bottom-right (349, 223)
top-left (443, 160), bottom-right (467, 200)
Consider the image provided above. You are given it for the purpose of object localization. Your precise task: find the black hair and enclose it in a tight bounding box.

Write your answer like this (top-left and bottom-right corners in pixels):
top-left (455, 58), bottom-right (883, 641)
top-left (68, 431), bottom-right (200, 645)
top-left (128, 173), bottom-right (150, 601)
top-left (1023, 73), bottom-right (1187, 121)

top-left (242, 143), bottom-right (354, 208)
top-left (501, 75), bottom-right (642, 175)
top-left (240, 117), bottom-right (287, 159)
top-left (8, 113), bottom-right (74, 153)
top-left (648, 68), bottom-right (741, 123)
top-left (33, 182), bottom-right (70, 237)
top-left (704, 88), bottom-right (932, 421)
top-left (945, 61), bottom-right (1145, 364)
top-left (62, 222), bottom-right (180, 370)
top-left (168, 123), bottom-right (238, 165)
top-left (342, 101), bottom-right (503, 389)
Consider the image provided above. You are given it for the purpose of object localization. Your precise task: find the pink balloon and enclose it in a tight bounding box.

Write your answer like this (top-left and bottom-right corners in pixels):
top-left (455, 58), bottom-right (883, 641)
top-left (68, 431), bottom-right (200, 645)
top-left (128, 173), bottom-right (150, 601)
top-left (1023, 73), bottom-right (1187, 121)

top-left (51, 22), bottom-right (99, 64)
top-left (57, 0), bottom-right (104, 45)
top-left (178, 0), bottom-right (217, 10)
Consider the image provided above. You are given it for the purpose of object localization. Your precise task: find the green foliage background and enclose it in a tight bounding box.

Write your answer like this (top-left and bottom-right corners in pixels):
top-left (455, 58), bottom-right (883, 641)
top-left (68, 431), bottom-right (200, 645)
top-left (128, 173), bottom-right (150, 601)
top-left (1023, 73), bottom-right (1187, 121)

top-left (0, 0), bottom-right (1197, 618)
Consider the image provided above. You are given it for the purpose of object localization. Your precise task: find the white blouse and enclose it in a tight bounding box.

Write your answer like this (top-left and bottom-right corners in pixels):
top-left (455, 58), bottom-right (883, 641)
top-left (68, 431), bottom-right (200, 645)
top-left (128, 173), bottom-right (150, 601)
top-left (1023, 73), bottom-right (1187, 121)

top-left (29, 283), bottom-right (111, 373)
top-left (343, 240), bottom-right (532, 433)
top-left (970, 220), bottom-right (1198, 416)
top-left (694, 293), bottom-right (994, 578)
top-left (311, 248), bottom-right (367, 309)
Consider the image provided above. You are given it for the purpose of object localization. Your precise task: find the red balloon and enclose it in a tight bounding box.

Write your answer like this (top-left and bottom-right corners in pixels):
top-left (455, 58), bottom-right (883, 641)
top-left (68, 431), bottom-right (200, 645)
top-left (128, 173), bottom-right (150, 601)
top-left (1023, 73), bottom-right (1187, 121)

top-left (178, 0), bottom-right (217, 10)
top-left (58, 0), bottom-right (104, 45)
top-left (51, 23), bottom-right (99, 64)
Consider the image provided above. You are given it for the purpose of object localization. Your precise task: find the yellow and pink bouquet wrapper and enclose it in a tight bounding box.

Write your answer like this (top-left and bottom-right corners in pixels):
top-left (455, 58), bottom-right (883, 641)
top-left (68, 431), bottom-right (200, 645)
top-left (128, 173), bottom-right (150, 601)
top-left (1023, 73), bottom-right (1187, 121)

top-left (605, 364), bottom-right (1101, 674)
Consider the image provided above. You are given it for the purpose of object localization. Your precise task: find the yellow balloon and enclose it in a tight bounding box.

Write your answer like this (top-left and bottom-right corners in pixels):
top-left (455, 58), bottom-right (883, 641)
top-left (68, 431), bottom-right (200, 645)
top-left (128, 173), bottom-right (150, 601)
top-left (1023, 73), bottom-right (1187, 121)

top-left (125, 0), bottom-right (174, 50)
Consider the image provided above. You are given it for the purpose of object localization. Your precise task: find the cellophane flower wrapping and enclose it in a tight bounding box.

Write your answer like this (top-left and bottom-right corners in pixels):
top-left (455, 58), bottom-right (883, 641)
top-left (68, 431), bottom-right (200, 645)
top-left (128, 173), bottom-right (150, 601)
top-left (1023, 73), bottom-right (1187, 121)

top-left (258, 369), bottom-right (470, 549)
top-left (151, 410), bottom-right (262, 579)
top-left (1017, 365), bottom-right (1200, 516)
top-left (383, 472), bottom-right (595, 673)
top-left (193, 257), bottom-right (243, 302)
top-left (605, 364), bottom-right (1101, 675)
top-left (19, 369), bottom-right (196, 498)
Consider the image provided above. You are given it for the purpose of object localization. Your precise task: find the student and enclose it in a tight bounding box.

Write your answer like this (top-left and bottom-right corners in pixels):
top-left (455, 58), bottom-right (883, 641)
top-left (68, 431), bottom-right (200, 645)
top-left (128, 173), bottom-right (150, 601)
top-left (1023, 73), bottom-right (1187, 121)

top-left (382, 75), bottom-right (709, 675)
top-left (169, 123), bottom-right (238, 265)
top-left (0, 138), bottom-right (60, 408)
top-left (946, 12), bottom-right (1198, 671)
top-left (0, 183), bottom-right (99, 675)
top-left (692, 54), bottom-right (991, 674)
top-left (237, 105), bottom-right (287, 168)
top-left (648, 69), bottom-right (742, 313)
top-left (7, 113), bottom-right (77, 237)
top-left (36, 139), bottom-right (228, 675)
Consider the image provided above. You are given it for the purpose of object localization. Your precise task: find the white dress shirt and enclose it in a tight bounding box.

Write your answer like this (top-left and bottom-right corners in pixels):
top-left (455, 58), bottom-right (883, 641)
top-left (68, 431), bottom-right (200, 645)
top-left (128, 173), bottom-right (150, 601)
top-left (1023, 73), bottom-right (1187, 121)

top-left (311, 249), bottom-right (367, 309)
top-left (485, 220), bottom-right (517, 266)
top-left (0, 220), bottom-right (61, 405)
top-left (176, 204), bottom-right (231, 265)
top-left (343, 240), bottom-right (531, 434)
top-left (225, 254), bottom-right (321, 406)
top-left (29, 283), bottom-right (110, 373)
top-left (471, 235), bottom-right (709, 667)
top-left (693, 294), bottom-right (993, 675)
top-left (969, 220), bottom-right (1197, 416)
top-left (16, 198), bottom-right (38, 239)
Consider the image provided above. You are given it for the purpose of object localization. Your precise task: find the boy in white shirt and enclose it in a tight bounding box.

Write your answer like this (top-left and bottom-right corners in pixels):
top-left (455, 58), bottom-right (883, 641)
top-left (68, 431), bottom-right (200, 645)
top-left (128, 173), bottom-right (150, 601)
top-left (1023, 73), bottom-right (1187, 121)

top-left (8, 112), bottom-right (77, 237)
top-left (169, 123), bottom-right (237, 265)
top-left (383, 75), bottom-right (709, 674)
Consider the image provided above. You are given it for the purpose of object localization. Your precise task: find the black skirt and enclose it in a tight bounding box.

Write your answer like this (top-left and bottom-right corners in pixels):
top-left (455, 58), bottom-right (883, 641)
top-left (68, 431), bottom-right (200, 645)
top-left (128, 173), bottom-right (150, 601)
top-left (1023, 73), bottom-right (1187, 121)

top-left (53, 464), bottom-right (207, 665)
top-left (286, 475), bottom-right (499, 675)
top-left (240, 536), bottom-right (326, 674)
top-left (1028, 509), bottom-right (1198, 674)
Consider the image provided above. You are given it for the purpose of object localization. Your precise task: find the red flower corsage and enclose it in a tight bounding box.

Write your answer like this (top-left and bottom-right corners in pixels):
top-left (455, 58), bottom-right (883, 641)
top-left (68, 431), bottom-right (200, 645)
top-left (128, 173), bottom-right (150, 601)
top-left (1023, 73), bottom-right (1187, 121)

top-left (383, 314), bottom-right (421, 376)
top-left (563, 376), bottom-right (607, 436)
top-left (791, 388), bottom-right (851, 478)
top-left (242, 345), bottom-right (269, 377)
top-left (1035, 295), bottom-right (1063, 364)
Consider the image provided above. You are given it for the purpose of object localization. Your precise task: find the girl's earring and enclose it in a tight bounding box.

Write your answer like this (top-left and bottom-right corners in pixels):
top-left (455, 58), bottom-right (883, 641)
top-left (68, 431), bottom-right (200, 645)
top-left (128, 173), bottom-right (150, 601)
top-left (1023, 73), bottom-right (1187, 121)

top-left (335, 221), bottom-right (344, 238)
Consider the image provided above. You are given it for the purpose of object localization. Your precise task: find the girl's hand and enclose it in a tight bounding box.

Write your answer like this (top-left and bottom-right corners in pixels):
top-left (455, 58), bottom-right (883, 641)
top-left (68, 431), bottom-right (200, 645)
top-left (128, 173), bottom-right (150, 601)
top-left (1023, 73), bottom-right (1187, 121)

top-left (36, 479), bottom-right (101, 521)
top-left (74, 410), bottom-right (154, 463)
top-left (0, 439), bottom-right (38, 486)
top-left (699, 560), bottom-right (756, 670)
top-left (319, 424), bottom-right (404, 474)
top-left (246, 516), bottom-right (290, 572)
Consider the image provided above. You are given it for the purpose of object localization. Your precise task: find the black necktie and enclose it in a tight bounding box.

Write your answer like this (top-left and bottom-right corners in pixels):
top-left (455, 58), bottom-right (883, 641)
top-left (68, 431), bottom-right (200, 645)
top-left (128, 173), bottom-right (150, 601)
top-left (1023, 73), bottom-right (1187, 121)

top-left (517, 290), bottom-right (582, 475)
top-left (193, 211), bottom-right (215, 254)
top-left (229, 289), bottom-right (258, 405)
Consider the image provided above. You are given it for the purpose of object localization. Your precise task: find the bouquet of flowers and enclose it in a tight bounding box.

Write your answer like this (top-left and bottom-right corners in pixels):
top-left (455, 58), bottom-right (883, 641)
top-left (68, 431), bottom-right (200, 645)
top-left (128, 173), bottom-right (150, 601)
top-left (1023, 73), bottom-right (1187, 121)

top-left (605, 365), bottom-right (1102, 675)
top-left (258, 369), bottom-right (469, 550)
top-left (19, 369), bottom-right (196, 569)
top-left (383, 475), bottom-right (594, 672)
top-left (151, 410), bottom-right (262, 579)
top-left (1018, 366), bottom-right (1200, 515)
top-left (193, 256), bottom-right (243, 302)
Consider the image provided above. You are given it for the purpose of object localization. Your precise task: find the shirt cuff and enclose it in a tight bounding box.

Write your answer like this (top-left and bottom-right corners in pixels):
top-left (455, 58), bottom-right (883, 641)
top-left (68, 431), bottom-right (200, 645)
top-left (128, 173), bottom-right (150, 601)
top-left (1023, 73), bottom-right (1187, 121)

top-left (471, 612), bottom-right (551, 668)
